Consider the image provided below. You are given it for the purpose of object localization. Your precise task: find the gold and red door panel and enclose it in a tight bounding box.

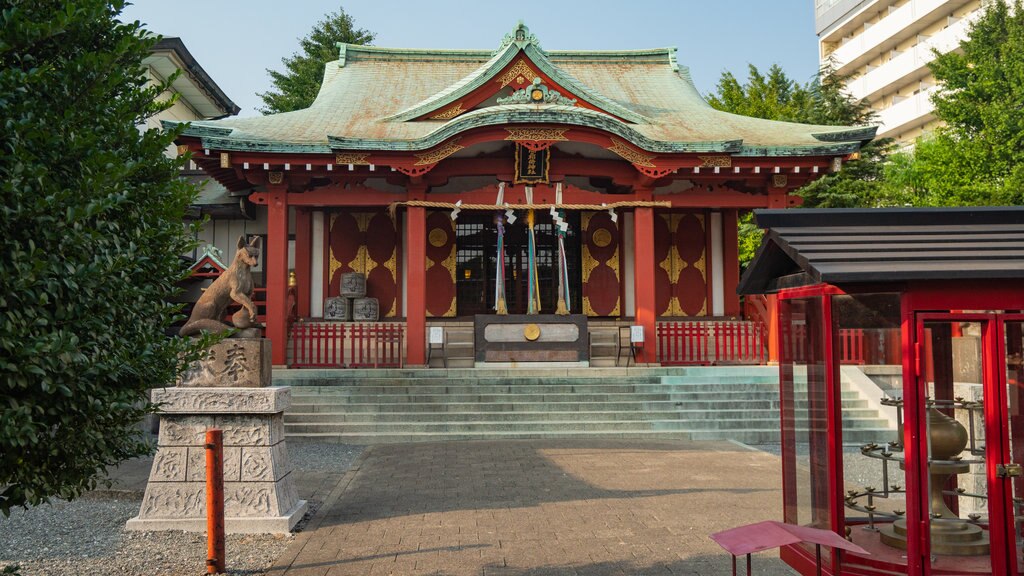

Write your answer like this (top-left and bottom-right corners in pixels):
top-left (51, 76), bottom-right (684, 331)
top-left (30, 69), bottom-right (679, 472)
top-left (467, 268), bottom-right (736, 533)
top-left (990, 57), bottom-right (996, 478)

top-left (424, 211), bottom-right (456, 317)
top-left (328, 209), bottom-right (398, 317)
top-left (654, 211), bottom-right (707, 317)
top-left (581, 211), bottom-right (620, 317)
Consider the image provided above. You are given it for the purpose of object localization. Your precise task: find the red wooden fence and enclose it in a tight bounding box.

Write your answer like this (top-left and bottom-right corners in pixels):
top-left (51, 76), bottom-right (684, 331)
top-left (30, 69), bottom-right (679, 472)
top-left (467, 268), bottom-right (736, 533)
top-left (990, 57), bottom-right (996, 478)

top-left (785, 325), bottom-right (899, 365)
top-left (289, 321), bottom-right (405, 368)
top-left (657, 321), bottom-right (768, 366)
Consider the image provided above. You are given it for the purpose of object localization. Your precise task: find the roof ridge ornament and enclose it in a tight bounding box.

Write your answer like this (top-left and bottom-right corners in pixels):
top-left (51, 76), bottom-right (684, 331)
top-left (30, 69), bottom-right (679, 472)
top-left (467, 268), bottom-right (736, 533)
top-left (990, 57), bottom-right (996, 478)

top-left (496, 77), bottom-right (577, 106)
top-left (499, 21), bottom-right (543, 53)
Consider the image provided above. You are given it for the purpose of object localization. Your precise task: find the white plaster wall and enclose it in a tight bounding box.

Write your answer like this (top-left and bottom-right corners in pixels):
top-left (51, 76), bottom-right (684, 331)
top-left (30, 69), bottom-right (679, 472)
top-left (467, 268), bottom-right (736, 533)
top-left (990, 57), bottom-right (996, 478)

top-left (311, 211), bottom-right (325, 317)
top-left (710, 211), bottom-right (725, 316)
top-left (622, 212), bottom-right (636, 317)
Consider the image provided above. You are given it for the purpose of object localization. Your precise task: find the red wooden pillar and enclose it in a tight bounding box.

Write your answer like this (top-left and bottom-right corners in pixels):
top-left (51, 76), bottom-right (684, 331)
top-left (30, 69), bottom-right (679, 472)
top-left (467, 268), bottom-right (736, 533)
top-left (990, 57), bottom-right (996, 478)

top-left (722, 209), bottom-right (740, 317)
top-left (266, 185), bottom-right (289, 365)
top-left (406, 205), bottom-right (427, 366)
top-left (767, 294), bottom-right (780, 364)
top-left (633, 205), bottom-right (658, 364)
top-left (294, 208), bottom-right (311, 318)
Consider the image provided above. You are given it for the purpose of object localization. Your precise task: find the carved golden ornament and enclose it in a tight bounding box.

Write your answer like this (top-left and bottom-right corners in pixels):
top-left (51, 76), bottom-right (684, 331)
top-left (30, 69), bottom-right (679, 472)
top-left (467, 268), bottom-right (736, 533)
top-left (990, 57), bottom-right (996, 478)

top-left (426, 256), bottom-right (435, 269)
top-left (607, 248), bottom-right (620, 281)
top-left (698, 155), bottom-right (732, 168)
top-left (772, 174), bottom-right (788, 188)
top-left (667, 296), bottom-right (683, 317)
top-left (335, 153), bottom-right (370, 165)
top-left (592, 228), bottom-right (612, 248)
top-left (443, 297), bottom-right (457, 318)
top-left (504, 127), bottom-right (569, 142)
top-left (523, 323), bottom-right (541, 341)
top-left (356, 212), bottom-right (372, 233)
top-left (581, 211), bottom-right (594, 231)
top-left (268, 171), bottom-right (284, 185)
top-left (498, 60), bottom-right (536, 88)
top-left (415, 137), bottom-right (464, 166)
top-left (441, 245), bottom-right (456, 283)
top-left (582, 245), bottom-right (599, 283)
top-left (693, 252), bottom-right (707, 281)
top-left (349, 245), bottom-right (369, 275)
top-left (610, 298), bottom-right (620, 317)
top-left (583, 296), bottom-right (596, 317)
top-left (607, 138), bottom-right (656, 168)
top-left (429, 228), bottom-right (449, 247)
top-left (381, 250), bottom-right (397, 281)
top-left (430, 103), bottom-right (465, 120)
top-left (328, 252), bottom-right (343, 286)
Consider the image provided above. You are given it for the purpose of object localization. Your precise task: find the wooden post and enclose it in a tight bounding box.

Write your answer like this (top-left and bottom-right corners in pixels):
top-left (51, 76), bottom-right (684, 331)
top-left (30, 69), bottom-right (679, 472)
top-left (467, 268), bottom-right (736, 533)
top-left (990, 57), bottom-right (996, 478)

top-left (406, 205), bottom-right (427, 366)
top-left (205, 429), bottom-right (225, 575)
top-left (633, 205), bottom-right (657, 364)
top-left (266, 185), bottom-right (288, 365)
top-left (723, 209), bottom-right (740, 316)
top-left (294, 208), bottom-right (312, 318)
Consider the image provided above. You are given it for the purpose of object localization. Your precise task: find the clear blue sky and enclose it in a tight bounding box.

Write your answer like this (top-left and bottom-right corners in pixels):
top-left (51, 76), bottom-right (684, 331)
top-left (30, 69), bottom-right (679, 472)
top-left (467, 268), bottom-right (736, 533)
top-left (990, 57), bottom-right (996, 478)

top-left (123, 0), bottom-right (820, 118)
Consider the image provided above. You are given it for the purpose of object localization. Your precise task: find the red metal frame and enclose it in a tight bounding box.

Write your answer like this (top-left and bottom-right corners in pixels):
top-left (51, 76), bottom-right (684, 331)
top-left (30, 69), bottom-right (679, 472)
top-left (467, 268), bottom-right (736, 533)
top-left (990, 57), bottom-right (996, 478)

top-left (773, 281), bottom-right (1024, 576)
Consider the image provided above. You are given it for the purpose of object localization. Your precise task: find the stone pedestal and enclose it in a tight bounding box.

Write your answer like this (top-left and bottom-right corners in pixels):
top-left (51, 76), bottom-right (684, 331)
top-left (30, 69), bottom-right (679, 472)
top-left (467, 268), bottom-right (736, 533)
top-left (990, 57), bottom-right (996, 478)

top-left (127, 340), bottom-right (306, 533)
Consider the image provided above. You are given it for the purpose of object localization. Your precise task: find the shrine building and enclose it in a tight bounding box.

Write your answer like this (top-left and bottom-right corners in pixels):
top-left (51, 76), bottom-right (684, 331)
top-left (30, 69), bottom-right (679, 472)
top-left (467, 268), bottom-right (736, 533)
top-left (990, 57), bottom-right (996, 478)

top-left (171, 22), bottom-right (876, 367)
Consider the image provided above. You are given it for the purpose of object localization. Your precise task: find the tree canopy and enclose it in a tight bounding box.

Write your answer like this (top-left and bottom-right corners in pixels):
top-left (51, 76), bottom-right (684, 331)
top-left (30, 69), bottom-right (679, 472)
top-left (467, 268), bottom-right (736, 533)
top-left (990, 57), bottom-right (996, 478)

top-left (258, 7), bottom-right (374, 114)
top-left (884, 0), bottom-right (1024, 206)
top-left (0, 0), bottom-right (203, 514)
top-left (706, 62), bottom-right (893, 264)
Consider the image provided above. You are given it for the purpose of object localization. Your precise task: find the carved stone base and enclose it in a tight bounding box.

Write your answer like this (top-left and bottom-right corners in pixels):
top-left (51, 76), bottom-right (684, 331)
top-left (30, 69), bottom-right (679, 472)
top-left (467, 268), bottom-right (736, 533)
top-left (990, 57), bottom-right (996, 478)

top-left (125, 500), bottom-right (307, 534)
top-left (127, 383), bottom-right (306, 534)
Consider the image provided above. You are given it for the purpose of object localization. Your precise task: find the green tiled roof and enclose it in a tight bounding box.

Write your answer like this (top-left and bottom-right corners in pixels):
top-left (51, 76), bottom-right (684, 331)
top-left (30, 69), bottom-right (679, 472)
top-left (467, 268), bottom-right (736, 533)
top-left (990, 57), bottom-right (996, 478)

top-left (172, 22), bottom-right (875, 157)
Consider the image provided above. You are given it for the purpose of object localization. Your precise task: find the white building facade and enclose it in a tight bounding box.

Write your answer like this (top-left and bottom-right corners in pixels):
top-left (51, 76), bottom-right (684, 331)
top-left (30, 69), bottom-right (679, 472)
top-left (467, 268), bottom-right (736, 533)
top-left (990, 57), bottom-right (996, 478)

top-left (815, 0), bottom-right (985, 143)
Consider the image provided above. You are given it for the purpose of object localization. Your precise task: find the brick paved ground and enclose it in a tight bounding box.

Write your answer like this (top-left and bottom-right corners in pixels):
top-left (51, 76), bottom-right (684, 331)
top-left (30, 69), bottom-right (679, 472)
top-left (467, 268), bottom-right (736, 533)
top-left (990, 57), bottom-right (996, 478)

top-left (268, 440), bottom-right (795, 576)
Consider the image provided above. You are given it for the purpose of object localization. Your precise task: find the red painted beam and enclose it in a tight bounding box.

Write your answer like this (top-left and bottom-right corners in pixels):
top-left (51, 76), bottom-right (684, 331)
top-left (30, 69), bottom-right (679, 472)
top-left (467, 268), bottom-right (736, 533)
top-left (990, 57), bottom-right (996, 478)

top-left (265, 186), bottom-right (289, 365)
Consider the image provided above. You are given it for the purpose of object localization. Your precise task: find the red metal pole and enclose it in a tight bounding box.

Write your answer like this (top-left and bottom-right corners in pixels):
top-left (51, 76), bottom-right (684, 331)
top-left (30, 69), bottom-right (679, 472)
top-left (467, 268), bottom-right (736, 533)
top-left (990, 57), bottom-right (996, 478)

top-left (205, 429), bottom-right (225, 575)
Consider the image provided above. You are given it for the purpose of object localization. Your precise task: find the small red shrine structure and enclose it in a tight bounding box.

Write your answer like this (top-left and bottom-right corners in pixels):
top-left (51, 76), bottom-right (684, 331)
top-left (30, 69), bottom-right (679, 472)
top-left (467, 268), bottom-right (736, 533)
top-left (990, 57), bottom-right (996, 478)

top-left (739, 207), bottom-right (1024, 575)
top-left (170, 23), bottom-right (874, 366)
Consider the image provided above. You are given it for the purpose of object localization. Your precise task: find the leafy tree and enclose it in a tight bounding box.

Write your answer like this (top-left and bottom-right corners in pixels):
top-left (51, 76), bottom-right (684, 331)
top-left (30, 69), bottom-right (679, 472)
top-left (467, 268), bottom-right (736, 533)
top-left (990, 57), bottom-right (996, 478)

top-left (707, 63), bottom-right (894, 265)
top-left (0, 0), bottom-right (204, 514)
top-left (885, 0), bottom-right (1024, 206)
top-left (259, 7), bottom-right (374, 114)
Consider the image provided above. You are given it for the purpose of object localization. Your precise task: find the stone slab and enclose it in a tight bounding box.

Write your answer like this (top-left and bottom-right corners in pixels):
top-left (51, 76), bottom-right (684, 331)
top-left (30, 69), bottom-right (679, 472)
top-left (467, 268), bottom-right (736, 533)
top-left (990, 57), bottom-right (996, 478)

top-left (134, 475), bottom-right (301, 519)
top-left (474, 314), bottom-right (589, 362)
top-left (158, 415), bottom-right (284, 447)
top-left (126, 499), bottom-right (307, 534)
top-left (152, 386), bottom-right (291, 414)
top-left (178, 339), bottom-right (271, 388)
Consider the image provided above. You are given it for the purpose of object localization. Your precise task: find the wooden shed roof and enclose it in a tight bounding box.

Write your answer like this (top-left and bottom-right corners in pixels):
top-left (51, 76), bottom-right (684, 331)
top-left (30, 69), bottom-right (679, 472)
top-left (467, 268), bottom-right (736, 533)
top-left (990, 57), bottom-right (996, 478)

top-left (737, 207), bottom-right (1024, 294)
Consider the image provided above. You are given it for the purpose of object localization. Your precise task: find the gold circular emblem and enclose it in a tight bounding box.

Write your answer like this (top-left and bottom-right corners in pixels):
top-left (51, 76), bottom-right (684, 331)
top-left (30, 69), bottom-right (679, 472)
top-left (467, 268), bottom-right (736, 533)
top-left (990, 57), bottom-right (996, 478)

top-left (428, 228), bottom-right (448, 247)
top-left (523, 323), bottom-right (541, 341)
top-left (592, 228), bottom-right (612, 248)
top-left (531, 89), bottom-right (544, 102)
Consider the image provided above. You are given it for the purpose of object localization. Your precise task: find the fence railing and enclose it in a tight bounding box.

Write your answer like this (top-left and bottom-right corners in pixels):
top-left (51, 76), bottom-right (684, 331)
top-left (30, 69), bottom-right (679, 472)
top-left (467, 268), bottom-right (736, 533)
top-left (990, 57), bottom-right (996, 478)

top-left (785, 325), bottom-right (900, 365)
top-left (657, 321), bottom-right (768, 366)
top-left (289, 321), bottom-right (405, 368)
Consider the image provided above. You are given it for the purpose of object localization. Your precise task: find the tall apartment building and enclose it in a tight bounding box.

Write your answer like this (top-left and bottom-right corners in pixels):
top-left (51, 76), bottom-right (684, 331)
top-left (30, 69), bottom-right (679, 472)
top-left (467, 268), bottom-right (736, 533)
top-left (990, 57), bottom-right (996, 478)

top-left (815, 0), bottom-right (985, 143)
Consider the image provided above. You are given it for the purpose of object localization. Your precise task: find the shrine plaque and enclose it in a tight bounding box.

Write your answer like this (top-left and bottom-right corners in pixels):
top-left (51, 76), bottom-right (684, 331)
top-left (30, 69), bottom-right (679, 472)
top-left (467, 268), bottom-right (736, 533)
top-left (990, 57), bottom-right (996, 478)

top-left (340, 272), bottom-right (366, 297)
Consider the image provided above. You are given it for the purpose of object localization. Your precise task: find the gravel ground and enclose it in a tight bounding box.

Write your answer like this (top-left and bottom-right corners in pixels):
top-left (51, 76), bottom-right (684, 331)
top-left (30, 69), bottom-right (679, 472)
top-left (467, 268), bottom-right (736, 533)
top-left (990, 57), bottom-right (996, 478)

top-left (0, 443), bottom-right (363, 576)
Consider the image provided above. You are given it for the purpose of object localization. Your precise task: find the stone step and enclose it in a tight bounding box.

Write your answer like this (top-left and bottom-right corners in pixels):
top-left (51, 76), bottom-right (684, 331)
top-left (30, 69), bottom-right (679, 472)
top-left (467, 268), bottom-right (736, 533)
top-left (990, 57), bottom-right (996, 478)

top-left (283, 407), bottom-right (885, 423)
top-left (286, 381), bottom-right (785, 395)
top-left (288, 390), bottom-right (863, 404)
top-left (283, 414), bottom-right (891, 434)
top-left (288, 397), bottom-right (871, 413)
top-left (286, 430), bottom-right (697, 444)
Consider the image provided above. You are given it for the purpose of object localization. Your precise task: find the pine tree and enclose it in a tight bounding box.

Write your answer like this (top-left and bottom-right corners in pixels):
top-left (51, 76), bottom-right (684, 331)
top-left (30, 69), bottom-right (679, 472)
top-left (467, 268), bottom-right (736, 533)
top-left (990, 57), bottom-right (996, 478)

top-left (258, 7), bottom-right (374, 114)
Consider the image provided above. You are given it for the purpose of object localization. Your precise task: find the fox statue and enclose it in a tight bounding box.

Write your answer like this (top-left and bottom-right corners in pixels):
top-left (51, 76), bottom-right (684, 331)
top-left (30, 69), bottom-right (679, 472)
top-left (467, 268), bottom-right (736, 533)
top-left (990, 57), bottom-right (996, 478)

top-left (179, 235), bottom-right (263, 338)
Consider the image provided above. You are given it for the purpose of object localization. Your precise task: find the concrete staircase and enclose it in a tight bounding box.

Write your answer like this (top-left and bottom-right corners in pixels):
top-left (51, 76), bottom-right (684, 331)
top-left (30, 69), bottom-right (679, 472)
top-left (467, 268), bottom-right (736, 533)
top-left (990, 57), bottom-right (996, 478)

top-left (277, 366), bottom-right (895, 445)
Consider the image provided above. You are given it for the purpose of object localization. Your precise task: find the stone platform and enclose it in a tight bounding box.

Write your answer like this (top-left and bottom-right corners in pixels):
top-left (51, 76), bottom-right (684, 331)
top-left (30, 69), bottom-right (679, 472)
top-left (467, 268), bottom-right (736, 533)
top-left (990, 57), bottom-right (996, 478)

top-left (127, 340), bottom-right (307, 533)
